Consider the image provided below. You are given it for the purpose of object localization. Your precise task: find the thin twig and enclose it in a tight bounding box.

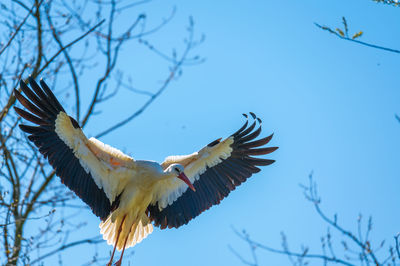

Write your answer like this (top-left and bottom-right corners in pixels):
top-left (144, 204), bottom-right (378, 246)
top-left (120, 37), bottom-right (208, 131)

top-left (37, 19), bottom-right (105, 75)
top-left (45, 4), bottom-right (81, 121)
top-left (0, 0), bottom-right (42, 56)
top-left (231, 174), bottom-right (398, 266)
top-left (315, 22), bottom-right (400, 54)
top-left (22, 171), bottom-right (55, 220)
top-left (95, 17), bottom-right (197, 138)
top-left (0, 210), bottom-right (54, 227)
top-left (302, 174), bottom-right (381, 265)
top-left (395, 114), bottom-right (400, 123)
top-left (0, 20), bottom-right (104, 127)
top-left (229, 245), bottom-right (258, 266)
top-left (373, 0), bottom-right (400, 7)
top-left (31, 0), bottom-right (43, 78)
top-left (232, 228), bottom-right (356, 266)
top-left (29, 236), bottom-right (103, 264)
top-left (81, 0), bottom-right (117, 127)
top-left (0, 65), bottom-right (28, 123)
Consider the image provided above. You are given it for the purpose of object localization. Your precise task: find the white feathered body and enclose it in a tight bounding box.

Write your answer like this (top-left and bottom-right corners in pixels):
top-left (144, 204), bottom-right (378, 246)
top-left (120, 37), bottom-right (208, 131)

top-left (100, 161), bottom-right (166, 250)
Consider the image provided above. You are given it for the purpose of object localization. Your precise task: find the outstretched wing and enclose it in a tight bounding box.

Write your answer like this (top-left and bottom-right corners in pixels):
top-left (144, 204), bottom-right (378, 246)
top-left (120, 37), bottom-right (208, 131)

top-left (14, 77), bottom-right (136, 220)
top-left (147, 113), bottom-right (278, 229)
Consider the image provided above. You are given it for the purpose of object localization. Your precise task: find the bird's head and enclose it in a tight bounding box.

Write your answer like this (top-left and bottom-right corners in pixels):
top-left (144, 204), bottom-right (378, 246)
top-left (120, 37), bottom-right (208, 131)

top-left (165, 163), bottom-right (196, 192)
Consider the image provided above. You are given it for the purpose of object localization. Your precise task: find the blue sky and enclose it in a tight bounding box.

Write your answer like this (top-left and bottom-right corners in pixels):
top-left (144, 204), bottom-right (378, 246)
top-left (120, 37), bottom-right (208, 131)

top-left (41, 0), bottom-right (400, 265)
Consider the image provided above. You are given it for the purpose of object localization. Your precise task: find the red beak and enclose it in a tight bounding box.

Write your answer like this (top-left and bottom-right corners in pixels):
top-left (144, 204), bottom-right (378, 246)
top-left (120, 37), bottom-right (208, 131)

top-left (177, 172), bottom-right (196, 192)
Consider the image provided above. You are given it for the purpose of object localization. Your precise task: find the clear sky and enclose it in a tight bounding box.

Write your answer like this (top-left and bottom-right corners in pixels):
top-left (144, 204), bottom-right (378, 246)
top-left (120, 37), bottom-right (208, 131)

top-left (42, 0), bottom-right (400, 265)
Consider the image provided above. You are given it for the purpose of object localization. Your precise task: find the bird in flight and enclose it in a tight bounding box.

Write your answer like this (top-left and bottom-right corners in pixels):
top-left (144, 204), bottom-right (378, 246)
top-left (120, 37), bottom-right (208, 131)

top-left (14, 77), bottom-right (278, 266)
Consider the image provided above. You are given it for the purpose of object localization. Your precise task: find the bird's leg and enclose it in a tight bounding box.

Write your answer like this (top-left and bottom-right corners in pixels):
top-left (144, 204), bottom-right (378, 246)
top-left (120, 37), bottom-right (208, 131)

top-left (114, 222), bottom-right (133, 266)
top-left (107, 215), bottom-right (126, 266)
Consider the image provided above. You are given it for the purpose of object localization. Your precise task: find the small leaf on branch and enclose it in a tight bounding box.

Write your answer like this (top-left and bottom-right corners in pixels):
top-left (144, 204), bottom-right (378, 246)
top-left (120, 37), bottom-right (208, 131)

top-left (336, 28), bottom-right (345, 37)
top-left (352, 31), bottom-right (363, 39)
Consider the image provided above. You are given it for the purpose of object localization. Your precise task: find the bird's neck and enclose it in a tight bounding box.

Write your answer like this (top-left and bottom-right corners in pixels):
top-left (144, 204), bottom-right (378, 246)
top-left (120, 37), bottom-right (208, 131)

top-left (161, 170), bottom-right (176, 180)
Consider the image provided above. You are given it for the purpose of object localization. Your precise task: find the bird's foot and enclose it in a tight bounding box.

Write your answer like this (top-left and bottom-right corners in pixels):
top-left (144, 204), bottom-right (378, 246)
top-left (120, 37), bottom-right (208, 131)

top-left (113, 259), bottom-right (122, 266)
top-left (106, 259), bottom-right (113, 266)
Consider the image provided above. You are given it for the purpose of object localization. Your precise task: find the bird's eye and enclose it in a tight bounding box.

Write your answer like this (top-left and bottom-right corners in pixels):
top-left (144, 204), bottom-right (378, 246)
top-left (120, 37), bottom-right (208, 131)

top-left (174, 167), bottom-right (180, 173)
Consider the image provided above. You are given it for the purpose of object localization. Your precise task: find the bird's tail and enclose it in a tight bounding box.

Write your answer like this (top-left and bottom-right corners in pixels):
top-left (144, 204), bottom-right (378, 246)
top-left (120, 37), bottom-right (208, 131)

top-left (99, 214), bottom-right (153, 251)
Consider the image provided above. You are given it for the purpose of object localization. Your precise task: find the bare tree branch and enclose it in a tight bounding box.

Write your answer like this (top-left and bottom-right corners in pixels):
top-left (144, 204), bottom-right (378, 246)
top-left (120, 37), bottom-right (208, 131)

top-left (95, 17), bottom-right (203, 138)
top-left (0, 20), bottom-right (104, 127)
top-left (315, 15), bottom-right (400, 55)
top-left (232, 174), bottom-right (398, 266)
top-left (29, 236), bottom-right (103, 264)
top-left (80, 0), bottom-right (119, 127)
top-left (232, 228), bottom-right (356, 266)
top-left (229, 244), bottom-right (258, 266)
top-left (37, 19), bottom-right (106, 76)
top-left (373, 0), bottom-right (400, 7)
top-left (0, 0), bottom-right (41, 56)
top-left (45, 4), bottom-right (81, 121)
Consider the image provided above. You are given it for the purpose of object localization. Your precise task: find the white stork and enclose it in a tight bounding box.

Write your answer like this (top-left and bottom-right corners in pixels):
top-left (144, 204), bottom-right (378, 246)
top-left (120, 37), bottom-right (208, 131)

top-left (14, 77), bottom-right (278, 266)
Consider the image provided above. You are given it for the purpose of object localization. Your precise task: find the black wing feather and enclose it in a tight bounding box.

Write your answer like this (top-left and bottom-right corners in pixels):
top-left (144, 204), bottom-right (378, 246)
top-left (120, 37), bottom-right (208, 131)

top-left (14, 77), bottom-right (114, 221)
top-left (147, 114), bottom-right (278, 229)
